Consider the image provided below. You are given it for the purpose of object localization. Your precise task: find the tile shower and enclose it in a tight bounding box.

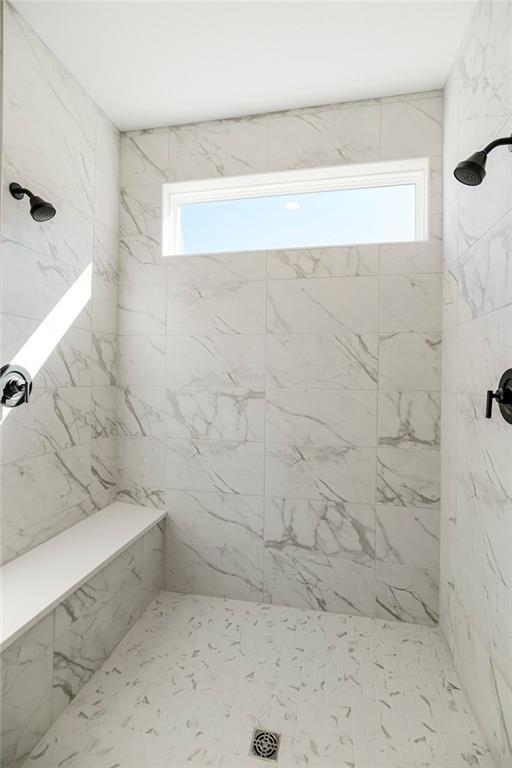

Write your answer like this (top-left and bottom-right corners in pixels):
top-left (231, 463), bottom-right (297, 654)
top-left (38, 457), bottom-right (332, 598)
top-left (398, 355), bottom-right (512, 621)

top-left (0, 1), bottom-right (510, 767)
top-left (119, 94), bottom-right (443, 623)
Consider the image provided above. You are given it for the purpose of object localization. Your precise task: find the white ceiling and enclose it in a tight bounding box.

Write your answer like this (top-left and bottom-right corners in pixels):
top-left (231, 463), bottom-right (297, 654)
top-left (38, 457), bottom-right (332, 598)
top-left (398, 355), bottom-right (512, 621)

top-left (14, 1), bottom-right (476, 132)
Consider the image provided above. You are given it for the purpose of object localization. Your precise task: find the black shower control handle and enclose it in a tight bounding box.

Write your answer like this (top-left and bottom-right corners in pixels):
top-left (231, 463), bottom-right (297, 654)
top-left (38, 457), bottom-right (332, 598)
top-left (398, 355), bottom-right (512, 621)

top-left (485, 370), bottom-right (512, 423)
top-left (486, 388), bottom-right (503, 418)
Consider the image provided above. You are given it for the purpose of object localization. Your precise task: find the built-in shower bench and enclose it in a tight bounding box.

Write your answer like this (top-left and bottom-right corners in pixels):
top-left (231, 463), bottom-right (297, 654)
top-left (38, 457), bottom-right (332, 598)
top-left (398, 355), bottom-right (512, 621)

top-left (0, 501), bottom-right (165, 652)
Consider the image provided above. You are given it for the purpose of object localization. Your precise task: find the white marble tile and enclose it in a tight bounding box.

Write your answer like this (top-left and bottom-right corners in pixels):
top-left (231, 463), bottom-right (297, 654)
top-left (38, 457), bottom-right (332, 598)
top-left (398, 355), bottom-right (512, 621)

top-left (266, 388), bottom-right (377, 446)
top-left (94, 113), bottom-right (120, 233)
top-left (1, 240), bottom-right (91, 327)
top-left (378, 391), bottom-right (441, 448)
top-left (120, 129), bottom-right (169, 186)
top-left (91, 332), bottom-right (116, 386)
top-left (0, 645), bottom-right (53, 768)
top-left (120, 183), bottom-right (162, 243)
top-left (4, 86), bottom-right (95, 218)
top-left (265, 443), bottom-right (376, 503)
top-left (92, 277), bottom-right (118, 335)
top-left (117, 436), bottom-right (166, 490)
top-left (456, 305), bottom-right (512, 397)
top-left (164, 387), bottom-right (264, 441)
top-left (116, 386), bottom-right (167, 437)
top-left (376, 563), bottom-right (439, 625)
top-left (442, 267), bottom-right (459, 331)
top-left (381, 96), bottom-right (443, 158)
top-left (166, 542), bottom-right (264, 600)
top-left (267, 277), bottom-right (378, 333)
top-left (267, 333), bottom-right (378, 389)
top-left (173, 116), bottom-right (268, 180)
top-left (2, 161), bottom-right (94, 266)
top-left (376, 505), bottom-right (440, 568)
top-left (90, 436), bottom-right (118, 510)
top-left (167, 251), bottom-right (266, 284)
top-left (457, 209), bottom-right (512, 321)
top-left (0, 387), bottom-right (91, 464)
top-left (379, 240), bottom-right (442, 275)
top-left (53, 555), bottom-right (142, 710)
top-left (167, 281), bottom-right (266, 335)
top-left (93, 222), bottom-right (119, 285)
top-left (1, 316), bottom-right (92, 389)
top-left (379, 274), bottom-right (442, 332)
top-left (377, 445), bottom-right (440, 508)
top-left (166, 334), bottom-right (265, 389)
top-left (117, 283), bottom-right (166, 336)
top-left (142, 523), bottom-right (165, 608)
top-left (1, 501), bottom-right (93, 569)
top-left (119, 235), bottom-right (166, 286)
top-left (91, 386), bottom-right (117, 439)
top-left (264, 549), bottom-right (376, 616)
top-left (264, 497), bottom-right (375, 563)
top-left (378, 333), bottom-right (441, 391)
top-left (268, 102), bottom-right (380, 170)
top-left (457, 144), bottom-right (512, 257)
top-left (266, 245), bottom-right (379, 279)
top-left (457, 0), bottom-right (512, 157)
top-left (166, 439), bottom-right (264, 495)
top-left (1, 444), bottom-right (91, 543)
top-left (4, 6), bottom-right (97, 159)
top-left (1, 614), bottom-right (53, 696)
top-left (117, 334), bottom-right (165, 387)
top-left (166, 489), bottom-right (264, 547)
top-left (23, 594), bottom-right (494, 768)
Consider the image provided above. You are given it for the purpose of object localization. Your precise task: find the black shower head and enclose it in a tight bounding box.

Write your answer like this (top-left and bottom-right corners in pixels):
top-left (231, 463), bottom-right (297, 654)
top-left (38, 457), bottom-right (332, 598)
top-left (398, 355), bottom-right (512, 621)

top-left (9, 182), bottom-right (56, 222)
top-left (453, 151), bottom-right (487, 186)
top-left (454, 135), bottom-right (512, 186)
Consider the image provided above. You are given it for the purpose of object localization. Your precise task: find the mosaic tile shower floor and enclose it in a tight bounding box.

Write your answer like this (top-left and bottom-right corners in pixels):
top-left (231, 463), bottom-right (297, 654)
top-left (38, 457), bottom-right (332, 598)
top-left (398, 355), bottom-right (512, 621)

top-left (24, 592), bottom-right (493, 768)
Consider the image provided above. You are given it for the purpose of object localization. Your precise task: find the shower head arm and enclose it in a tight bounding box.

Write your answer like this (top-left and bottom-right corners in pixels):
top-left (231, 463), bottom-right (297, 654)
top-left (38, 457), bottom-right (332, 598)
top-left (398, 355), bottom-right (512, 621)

top-left (9, 182), bottom-right (34, 200)
top-left (483, 135), bottom-right (512, 155)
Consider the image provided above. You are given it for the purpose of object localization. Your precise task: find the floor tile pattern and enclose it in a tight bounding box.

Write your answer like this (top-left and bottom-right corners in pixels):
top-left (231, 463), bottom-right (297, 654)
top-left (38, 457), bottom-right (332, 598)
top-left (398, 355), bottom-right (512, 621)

top-left (24, 592), bottom-right (493, 768)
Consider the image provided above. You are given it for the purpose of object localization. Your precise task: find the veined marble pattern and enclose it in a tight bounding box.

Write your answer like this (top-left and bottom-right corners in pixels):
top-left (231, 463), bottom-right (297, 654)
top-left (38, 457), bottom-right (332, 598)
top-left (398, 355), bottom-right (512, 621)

top-left (117, 90), bottom-right (443, 628)
top-left (166, 335), bottom-right (265, 389)
top-left (267, 277), bottom-right (378, 334)
top-left (378, 391), bottom-right (441, 448)
top-left (442, 4), bottom-right (512, 766)
top-left (267, 102), bottom-right (381, 170)
top-left (1, 4), bottom-right (121, 567)
top-left (264, 497), bottom-right (375, 563)
top-left (120, 129), bottom-right (169, 186)
top-left (379, 274), bottom-right (442, 333)
top-left (267, 333), bottom-right (378, 389)
top-left (23, 592), bottom-right (494, 768)
top-left (167, 282), bottom-right (266, 335)
top-left (266, 245), bottom-right (379, 278)
top-left (167, 251), bottom-right (266, 284)
top-left (266, 443), bottom-right (376, 503)
top-left (266, 388), bottom-right (376, 447)
top-left (0, 526), bottom-right (163, 768)
top-left (174, 116), bottom-right (268, 180)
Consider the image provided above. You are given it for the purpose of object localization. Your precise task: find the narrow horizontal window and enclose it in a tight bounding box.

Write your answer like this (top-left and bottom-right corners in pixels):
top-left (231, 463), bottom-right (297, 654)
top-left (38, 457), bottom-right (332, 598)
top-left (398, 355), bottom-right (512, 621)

top-left (162, 158), bottom-right (429, 257)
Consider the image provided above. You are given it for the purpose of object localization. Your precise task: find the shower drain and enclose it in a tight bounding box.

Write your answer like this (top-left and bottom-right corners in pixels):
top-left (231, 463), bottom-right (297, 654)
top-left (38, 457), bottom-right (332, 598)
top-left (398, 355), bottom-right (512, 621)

top-left (250, 729), bottom-right (281, 761)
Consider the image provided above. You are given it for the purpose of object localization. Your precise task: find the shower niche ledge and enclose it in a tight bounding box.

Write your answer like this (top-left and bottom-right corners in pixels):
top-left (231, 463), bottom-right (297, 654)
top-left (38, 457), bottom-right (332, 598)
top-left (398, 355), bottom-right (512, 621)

top-left (0, 501), bottom-right (165, 652)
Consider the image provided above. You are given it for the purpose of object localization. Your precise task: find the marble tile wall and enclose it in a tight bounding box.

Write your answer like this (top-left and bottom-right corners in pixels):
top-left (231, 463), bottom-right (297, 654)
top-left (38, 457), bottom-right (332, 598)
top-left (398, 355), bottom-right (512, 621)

top-left (0, 522), bottom-right (164, 768)
top-left (0, 3), bottom-right (120, 565)
top-left (119, 90), bottom-right (443, 624)
top-left (440, 2), bottom-right (512, 765)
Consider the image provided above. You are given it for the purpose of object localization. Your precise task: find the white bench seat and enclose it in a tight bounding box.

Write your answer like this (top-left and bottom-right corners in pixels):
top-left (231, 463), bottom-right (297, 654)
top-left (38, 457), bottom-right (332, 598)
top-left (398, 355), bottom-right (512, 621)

top-left (0, 502), bottom-right (165, 652)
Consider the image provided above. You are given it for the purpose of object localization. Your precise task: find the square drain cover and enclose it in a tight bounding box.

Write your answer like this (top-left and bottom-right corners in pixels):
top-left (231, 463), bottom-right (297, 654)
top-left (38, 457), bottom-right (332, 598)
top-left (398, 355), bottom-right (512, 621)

top-left (250, 729), bottom-right (281, 762)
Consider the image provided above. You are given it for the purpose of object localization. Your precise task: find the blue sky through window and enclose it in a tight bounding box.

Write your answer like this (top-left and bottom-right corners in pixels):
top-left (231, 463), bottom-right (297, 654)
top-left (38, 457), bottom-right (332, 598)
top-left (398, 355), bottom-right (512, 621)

top-left (179, 183), bottom-right (416, 255)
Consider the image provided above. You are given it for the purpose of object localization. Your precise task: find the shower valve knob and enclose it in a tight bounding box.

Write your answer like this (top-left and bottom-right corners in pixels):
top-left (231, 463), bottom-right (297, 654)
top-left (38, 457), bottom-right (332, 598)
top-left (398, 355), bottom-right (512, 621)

top-left (0, 365), bottom-right (33, 408)
top-left (485, 369), bottom-right (512, 424)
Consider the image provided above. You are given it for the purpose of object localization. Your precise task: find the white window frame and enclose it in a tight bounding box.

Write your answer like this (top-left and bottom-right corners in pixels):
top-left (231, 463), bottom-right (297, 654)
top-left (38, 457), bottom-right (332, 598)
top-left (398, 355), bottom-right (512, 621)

top-left (162, 157), bottom-right (430, 257)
